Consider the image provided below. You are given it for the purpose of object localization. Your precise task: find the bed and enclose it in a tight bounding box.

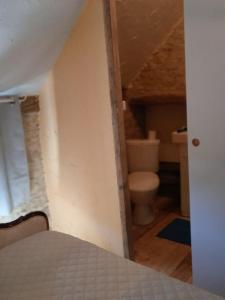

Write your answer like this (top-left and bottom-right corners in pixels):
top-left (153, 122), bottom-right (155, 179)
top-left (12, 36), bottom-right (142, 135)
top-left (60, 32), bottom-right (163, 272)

top-left (0, 213), bottom-right (223, 300)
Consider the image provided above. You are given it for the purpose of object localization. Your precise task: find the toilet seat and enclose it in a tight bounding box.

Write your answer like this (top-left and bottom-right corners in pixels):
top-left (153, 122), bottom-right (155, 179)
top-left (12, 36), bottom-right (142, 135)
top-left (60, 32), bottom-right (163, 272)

top-left (128, 172), bottom-right (159, 192)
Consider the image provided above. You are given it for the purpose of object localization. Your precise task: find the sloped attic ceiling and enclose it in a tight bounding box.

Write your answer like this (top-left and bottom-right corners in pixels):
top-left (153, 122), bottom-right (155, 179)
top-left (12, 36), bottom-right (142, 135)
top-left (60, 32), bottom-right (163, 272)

top-left (116, 0), bottom-right (184, 96)
top-left (0, 0), bottom-right (85, 96)
top-left (128, 18), bottom-right (186, 99)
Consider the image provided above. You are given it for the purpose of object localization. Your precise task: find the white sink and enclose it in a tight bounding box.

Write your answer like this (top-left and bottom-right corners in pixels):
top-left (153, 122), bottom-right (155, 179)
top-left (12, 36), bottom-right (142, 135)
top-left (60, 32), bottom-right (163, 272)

top-left (172, 131), bottom-right (187, 144)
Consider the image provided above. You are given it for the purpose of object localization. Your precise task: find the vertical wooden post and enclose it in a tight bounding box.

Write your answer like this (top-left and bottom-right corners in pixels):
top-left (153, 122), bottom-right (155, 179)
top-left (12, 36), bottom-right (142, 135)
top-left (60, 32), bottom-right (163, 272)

top-left (102, 0), bottom-right (133, 258)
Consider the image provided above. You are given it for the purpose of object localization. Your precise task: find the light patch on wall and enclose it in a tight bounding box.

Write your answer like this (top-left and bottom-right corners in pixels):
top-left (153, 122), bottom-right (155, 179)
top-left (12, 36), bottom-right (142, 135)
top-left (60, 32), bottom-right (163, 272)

top-left (39, 73), bottom-right (60, 195)
top-left (49, 194), bottom-right (123, 253)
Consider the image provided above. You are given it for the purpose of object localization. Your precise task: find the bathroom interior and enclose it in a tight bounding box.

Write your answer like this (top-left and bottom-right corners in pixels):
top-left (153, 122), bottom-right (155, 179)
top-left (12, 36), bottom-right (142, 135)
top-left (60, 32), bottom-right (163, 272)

top-left (116, 0), bottom-right (191, 282)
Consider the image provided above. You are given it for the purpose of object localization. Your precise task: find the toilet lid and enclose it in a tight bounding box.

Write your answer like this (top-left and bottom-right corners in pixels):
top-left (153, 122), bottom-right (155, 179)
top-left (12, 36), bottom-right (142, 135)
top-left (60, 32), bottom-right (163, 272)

top-left (128, 172), bottom-right (159, 192)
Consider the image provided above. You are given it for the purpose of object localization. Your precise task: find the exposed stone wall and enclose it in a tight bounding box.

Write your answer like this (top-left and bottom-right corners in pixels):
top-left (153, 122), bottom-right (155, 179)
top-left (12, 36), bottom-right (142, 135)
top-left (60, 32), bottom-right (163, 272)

top-left (23, 111), bottom-right (48, 214)
top-left (127, 19), bottom-right (186, 99)
top-left (123, 105), bottom-right (145, 139)
top-left (0, 100), bottom-right (48, 223)
top-left (122, 18), bottom-right (186, 141)
top-left (116, 0), bottom-right (183, 87)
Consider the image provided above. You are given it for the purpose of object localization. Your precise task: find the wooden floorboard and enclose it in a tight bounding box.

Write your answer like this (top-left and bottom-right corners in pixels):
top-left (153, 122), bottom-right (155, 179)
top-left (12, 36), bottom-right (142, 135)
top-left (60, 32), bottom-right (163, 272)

top-left (133, 209), bottom-right (192, 283)
top-left (171, 252), bottom-right (192, 283)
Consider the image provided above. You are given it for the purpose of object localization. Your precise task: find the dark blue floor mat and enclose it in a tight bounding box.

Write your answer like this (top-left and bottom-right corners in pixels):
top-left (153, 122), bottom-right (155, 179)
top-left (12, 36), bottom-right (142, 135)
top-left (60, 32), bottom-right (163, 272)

top-left (157, 218), bottom-right (191, 246)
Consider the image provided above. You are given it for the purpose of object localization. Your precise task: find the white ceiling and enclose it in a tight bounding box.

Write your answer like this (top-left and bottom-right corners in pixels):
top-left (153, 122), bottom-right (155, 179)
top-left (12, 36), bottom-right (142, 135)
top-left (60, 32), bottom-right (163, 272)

top-left (0, 0), bottom-right (85, 96)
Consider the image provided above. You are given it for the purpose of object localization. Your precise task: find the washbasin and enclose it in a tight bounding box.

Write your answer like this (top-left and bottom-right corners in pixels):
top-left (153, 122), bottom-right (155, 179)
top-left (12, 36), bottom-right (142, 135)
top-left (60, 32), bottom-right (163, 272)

top-left (172, 131), bottom-right (187, 144)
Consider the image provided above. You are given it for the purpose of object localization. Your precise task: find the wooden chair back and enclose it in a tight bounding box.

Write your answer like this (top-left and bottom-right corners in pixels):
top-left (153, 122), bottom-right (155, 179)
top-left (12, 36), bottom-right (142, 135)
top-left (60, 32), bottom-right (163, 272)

top-left (0, 211), bottom-right (49, 249)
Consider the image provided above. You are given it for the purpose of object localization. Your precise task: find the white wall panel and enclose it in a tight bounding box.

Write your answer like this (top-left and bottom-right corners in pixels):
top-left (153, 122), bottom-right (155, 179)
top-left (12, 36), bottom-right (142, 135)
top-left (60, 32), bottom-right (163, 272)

top-left (184, 0), bottom-right (225, 296)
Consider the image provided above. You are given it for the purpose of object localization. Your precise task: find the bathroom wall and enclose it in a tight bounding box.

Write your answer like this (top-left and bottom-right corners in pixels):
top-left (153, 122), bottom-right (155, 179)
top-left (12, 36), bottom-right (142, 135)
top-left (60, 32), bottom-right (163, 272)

top-left (146, 103), bottom-right (187, 162)
top-left (117, 1), bottom-right (186, 144)
top-left (123, 104), bottom-right (145, 139)
top-left (39, 0), bottom-right (124, 256)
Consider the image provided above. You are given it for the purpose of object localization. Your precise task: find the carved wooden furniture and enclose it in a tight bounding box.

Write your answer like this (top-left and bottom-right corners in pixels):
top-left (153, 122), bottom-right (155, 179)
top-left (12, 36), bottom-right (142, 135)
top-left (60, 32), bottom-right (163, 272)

top-left (0, 211), bottom-right (49, 249)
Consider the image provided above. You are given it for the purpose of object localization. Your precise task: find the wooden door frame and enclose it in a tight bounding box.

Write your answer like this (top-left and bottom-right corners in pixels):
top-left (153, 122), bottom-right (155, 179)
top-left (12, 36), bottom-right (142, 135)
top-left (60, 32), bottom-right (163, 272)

top-left (103, 0), bottom-right (133, 259)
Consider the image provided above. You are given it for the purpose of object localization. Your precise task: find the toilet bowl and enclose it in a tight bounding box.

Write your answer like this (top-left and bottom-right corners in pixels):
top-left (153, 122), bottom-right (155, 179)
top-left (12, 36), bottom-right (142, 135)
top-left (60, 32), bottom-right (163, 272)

top-left (126, 139), bottom-right (160, 225)
top-left (129, 171), bottom-right (159, 225)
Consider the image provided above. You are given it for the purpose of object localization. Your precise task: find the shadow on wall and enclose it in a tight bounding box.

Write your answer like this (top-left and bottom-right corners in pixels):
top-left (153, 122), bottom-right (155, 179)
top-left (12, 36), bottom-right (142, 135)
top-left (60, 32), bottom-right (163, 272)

top-left (123, 103), bottom-right (145, 139)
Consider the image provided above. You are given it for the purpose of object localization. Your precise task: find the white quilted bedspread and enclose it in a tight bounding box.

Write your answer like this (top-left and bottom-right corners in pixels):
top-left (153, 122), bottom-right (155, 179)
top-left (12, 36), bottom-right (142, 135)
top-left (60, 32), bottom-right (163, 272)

top-left (0, 231), bottom-right (223, 300)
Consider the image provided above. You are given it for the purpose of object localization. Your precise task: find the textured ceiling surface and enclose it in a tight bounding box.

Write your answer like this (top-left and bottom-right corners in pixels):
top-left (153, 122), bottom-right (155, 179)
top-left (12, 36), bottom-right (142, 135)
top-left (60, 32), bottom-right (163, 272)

top-left (116, 0), bottom-right (183, 87)
top-left (0, 0), bottom-right (85, 96)
top-left (128, 18), bottom-right (186, 99)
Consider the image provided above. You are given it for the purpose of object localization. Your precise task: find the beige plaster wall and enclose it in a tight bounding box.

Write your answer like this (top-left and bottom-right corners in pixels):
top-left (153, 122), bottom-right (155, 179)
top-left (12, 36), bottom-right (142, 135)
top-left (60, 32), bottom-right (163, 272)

top-left (39, 1), bottom-right (124, 256)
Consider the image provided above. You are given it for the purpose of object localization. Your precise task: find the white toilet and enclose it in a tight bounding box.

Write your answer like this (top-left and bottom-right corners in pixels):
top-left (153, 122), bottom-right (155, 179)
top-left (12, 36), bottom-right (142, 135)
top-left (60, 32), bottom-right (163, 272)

top-left (126, 139), bottom-right (160, 225)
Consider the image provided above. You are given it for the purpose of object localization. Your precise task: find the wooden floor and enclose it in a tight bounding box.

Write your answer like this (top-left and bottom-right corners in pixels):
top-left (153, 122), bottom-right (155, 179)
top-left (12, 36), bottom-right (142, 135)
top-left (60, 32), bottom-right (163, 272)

top-left (133, 207), bottom-right (192, 283)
